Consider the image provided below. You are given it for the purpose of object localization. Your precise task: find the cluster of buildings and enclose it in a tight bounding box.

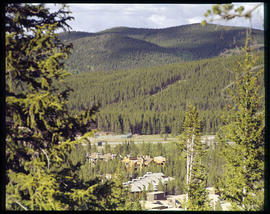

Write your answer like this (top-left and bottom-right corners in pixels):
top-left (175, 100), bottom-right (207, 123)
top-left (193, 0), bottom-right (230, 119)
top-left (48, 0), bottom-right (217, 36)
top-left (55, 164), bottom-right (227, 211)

top-left (123, 172), bottom-right (174, 194)
top-left (122, 172), bottom-right (183, 210)
top-left (121, 171), bottom-right (232, 210)
top-left (85, 151), bottom-right (232, 211)
top-left (86, 152), bottom-right (118, 165)
top-left (85, 152), bottom-right (166, 170)
top-left (122, 155), bottom-right (166, 171)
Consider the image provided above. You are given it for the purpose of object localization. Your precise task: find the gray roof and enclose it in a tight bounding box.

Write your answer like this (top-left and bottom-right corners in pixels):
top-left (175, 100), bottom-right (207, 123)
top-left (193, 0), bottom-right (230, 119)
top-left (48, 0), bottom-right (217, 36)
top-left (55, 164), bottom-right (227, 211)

top-left (123, 172), bottom-right (174, 193)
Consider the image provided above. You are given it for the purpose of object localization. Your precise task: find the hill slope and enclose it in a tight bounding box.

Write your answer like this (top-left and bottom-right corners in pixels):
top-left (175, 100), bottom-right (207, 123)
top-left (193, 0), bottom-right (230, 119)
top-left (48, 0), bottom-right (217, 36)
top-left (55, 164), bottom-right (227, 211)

top-left (61, 51), bottom-right (264, 135)
top-left (59, 23), bottom-right (264, 73)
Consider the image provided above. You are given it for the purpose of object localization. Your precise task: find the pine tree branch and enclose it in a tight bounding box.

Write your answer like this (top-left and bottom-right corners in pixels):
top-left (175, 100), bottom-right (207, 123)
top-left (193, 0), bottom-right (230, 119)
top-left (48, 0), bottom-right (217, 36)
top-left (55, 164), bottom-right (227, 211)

top-left (207, 3), bottom-right (263, 22)
top-left (221, 64), bottom-right (264, 95)
top-left (15, 200), bottom-right (28, 210)
top-left (41, 148), bottom-right (50, 170)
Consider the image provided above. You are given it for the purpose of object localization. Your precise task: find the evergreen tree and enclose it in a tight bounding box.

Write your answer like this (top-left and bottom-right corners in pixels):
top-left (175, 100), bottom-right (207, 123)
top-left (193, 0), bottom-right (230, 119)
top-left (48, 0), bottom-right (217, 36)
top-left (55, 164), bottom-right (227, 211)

top-left (147, 182), bottom-right (154, 192)
top-left (157, 178), bottom-right (164, 192)
top-left (109, 163), bottom-right (129, 210)
top-left (187, 140), bottom-right (210, 210)
top-left (202, 4), bottom-right (265, 210)
top-left (5, 3), bottom-right (122, 210)
top-left (177, 104), bottom-right (209, 210)
top-left (132, 198), bottom-right (142, 210)
top-left (217, 36), bottom-right (264, 210)
top-left (141, 186), bottom-right (147, 200)
top-left (108, 162), bottom-right (142, 210)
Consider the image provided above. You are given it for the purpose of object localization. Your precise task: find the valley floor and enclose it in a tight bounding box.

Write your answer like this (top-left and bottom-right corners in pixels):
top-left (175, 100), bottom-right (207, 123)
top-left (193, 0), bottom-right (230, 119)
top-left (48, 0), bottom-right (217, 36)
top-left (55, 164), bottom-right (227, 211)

top-left (82, 134), bottom-right (217, 146)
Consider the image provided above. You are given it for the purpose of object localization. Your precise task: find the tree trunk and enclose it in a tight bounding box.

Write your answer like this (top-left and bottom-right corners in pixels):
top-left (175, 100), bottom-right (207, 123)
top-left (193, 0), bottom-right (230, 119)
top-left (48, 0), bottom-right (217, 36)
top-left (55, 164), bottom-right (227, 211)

top-left (186, 139), bottom-right (190, 210)
top-left (186, 134), bottom-right (195, 210)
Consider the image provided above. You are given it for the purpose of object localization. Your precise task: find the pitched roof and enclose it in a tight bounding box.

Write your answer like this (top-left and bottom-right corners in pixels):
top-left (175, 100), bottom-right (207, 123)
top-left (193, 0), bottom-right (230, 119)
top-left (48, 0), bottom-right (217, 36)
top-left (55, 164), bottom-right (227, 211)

top-left (124, 172), bottom-right (174, 193)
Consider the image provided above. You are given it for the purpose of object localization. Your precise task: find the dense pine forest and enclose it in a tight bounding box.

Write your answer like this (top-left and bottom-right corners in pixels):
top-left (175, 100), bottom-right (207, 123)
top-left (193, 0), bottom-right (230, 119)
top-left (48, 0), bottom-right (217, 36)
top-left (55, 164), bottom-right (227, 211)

top-left (61, 50), bottom-right (264, 135)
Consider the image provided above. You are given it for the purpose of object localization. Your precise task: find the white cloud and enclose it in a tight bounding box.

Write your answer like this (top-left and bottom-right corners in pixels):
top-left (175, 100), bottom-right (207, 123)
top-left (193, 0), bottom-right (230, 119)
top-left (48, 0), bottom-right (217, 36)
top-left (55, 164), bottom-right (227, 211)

top-left (188, 17), bottom-right (204, 24)
top-left (45, 3), bottom-right (264, 32)
top-left (148, 14), bottom-right (167, 26)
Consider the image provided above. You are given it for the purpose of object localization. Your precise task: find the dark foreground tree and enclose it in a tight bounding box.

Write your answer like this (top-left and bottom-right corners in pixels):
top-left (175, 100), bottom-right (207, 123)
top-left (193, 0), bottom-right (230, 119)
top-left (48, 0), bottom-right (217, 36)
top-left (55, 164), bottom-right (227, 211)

top-left (5, 3), bottom-right (122, 210)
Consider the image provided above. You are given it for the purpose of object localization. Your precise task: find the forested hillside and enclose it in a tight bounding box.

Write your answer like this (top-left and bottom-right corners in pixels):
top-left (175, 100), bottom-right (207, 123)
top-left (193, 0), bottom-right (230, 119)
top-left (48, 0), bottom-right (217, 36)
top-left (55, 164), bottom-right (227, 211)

top-left (61, 50), bottom-right (264, 135)
top-left (58, 23), bottom-right (264, 135)
top-left (59, 23), bottom-right (263, 73)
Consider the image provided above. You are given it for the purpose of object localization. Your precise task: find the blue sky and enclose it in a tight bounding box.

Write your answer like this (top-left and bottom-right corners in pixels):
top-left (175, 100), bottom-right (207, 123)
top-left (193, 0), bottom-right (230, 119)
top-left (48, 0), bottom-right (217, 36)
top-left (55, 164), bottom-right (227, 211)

top-left (48, 3), bottom-right (264, 33)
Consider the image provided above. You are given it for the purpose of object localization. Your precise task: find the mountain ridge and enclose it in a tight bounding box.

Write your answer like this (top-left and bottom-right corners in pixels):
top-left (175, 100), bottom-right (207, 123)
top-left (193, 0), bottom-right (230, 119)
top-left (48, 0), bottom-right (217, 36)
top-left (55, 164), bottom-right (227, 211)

top-left (58, 23), bottom-right (264, 74)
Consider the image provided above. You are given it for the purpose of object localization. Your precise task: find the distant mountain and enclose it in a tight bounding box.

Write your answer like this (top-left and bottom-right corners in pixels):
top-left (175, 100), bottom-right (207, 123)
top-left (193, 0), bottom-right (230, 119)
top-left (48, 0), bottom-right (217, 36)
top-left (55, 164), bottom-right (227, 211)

top-left (58, 31), bottom-right (94, 42)
top-left (58, 23), bottom-right (264, 73)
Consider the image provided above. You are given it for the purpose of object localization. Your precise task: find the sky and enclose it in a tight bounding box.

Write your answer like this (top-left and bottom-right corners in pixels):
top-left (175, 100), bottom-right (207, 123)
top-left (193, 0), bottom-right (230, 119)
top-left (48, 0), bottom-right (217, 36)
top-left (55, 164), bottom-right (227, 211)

top-left (48, 3), bottom-right (264, 33)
